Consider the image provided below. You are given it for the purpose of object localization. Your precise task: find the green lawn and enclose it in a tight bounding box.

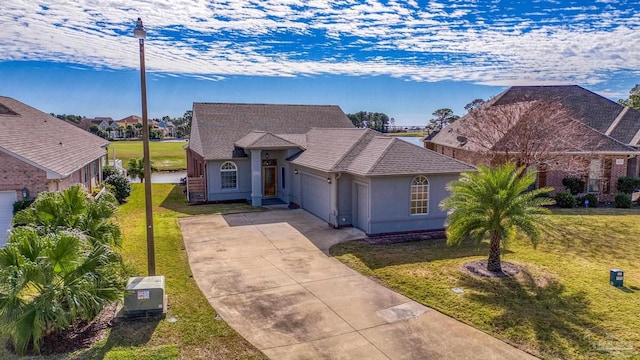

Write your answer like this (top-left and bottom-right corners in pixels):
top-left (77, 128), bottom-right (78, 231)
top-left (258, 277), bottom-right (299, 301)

top-left (0, 184), bottom-right (266, 359)
top-left (331, 208), bottom-right (640, 360)
top-left (108, 141), bottom-right (188, 171)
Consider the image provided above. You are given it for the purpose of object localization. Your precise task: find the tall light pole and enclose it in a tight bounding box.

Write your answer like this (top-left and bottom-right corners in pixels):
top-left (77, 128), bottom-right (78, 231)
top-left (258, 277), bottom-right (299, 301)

top-left (134, 18), bottom-right (156, 276)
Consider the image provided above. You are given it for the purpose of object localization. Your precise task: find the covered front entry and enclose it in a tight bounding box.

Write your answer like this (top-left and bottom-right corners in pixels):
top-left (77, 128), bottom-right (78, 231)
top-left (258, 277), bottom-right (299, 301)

top-left (300, 173), bottom-right (331, 222)
top-left (0, 190), bottom-right (17, 246)
top-left (263, 160), bottom-right (277, 197)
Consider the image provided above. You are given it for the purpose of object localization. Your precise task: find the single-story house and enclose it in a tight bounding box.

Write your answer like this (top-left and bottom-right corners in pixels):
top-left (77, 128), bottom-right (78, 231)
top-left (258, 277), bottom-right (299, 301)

top-left (186, 103), bottom-right (474, 235)
top-left (0, 96), bottom-right (109, 244)
top-left (426, 85), bottom-right (640, 201)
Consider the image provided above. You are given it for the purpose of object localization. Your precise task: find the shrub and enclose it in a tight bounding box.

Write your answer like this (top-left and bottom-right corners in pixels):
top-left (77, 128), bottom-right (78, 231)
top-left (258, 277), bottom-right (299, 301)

top-left (12, 199), bottom-right (34, 214)
top-left (616, 176), bottom-right (640, 194)
top-left (102, 165), bottom-right (120, 180)
top-left (578, 194), bottom-right (598, 208)
top-left (615, 194), bottom-right (632, 208)
top-left (104, 174), bottom-right (131, 203)
top-left (555, 192), bottom-right (576, 208)
top-left (0, 228), bottom-right (122, 354)
top-left (1, 186), bottom-right (123, 354)
top-left (562, 177), bottom-right (585, 195)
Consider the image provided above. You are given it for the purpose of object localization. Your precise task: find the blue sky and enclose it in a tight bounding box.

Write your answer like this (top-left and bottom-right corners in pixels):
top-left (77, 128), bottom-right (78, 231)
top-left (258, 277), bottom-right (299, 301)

top-left (1, 0), bottom-right (639, 125)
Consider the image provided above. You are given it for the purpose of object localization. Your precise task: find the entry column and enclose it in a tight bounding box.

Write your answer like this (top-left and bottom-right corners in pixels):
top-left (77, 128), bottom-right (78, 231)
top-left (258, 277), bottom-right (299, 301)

top-left (250, 150), bottom-right (262, 206)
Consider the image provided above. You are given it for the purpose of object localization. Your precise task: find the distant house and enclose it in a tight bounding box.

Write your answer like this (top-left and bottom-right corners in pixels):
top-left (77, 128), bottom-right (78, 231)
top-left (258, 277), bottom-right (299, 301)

top-left (426, 85), bottom-right (640, 200)
top-left (186, 103), bottom-right (473, 235)
top-left (118, 115), bottom-right (143, 138)
top-left (0, 96), bottom-right (109, 244)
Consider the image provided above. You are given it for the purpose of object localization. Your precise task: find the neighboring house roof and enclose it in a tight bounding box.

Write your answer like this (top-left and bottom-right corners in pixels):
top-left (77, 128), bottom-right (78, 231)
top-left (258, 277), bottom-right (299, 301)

top-left (189, 103), bottom-right (354, 159)
top-left (289, 128), bottom-right (474, 175)
top-left (430, 85), bottom-right (640, 154)
top-left (490, 85), bottom-right (640, 147)
top-left (119, 115), bottom-right (143, 125)
top-left (0, 96), bottom-right (108, 178)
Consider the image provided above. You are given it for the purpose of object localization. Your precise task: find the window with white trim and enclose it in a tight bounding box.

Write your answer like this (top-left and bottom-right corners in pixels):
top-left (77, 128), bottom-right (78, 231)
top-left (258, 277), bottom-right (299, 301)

top-left (220, 161), bottom-right (237, 189)
top-left (588, 159), bottom-right (602, 193)
top-left (410, 175), bottom-right (429, 214)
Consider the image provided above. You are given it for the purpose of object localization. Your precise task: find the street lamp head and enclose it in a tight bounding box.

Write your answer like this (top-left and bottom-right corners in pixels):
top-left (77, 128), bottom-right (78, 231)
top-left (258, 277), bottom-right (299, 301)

top-left (134, 17), bottom-right (146, 39)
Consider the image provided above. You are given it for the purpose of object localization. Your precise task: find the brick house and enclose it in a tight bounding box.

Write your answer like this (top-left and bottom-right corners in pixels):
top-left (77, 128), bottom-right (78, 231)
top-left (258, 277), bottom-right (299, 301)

top-left (0, 96), bottom-right (109, 244)
top-left (426, 85), bottom-right (640, 201)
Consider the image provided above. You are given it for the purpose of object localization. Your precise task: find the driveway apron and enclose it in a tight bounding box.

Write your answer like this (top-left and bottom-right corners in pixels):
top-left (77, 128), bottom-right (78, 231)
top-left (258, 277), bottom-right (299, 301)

top-left (179, 209), bottom-right (536, 360)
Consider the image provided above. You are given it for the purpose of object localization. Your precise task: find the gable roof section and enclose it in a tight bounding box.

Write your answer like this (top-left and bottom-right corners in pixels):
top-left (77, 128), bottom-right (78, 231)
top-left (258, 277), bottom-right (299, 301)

top-left (189, 103), bottom-right (354, 160)
top-left (0, 96), bottom-right (108, 178)
top-left (235, 131), bottom-right (302, 150)
top-left (290, 128), bottom-right (474, 175)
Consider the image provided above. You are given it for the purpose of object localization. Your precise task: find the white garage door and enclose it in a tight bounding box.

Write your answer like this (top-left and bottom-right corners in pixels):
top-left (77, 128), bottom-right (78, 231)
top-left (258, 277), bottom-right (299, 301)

top-left (300, 173), bottom-right (331, 222)
top-left (0, 191), bottom-right (17, 246)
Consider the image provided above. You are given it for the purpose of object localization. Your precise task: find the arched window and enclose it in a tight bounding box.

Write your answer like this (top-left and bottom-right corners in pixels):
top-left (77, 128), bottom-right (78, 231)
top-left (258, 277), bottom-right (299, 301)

top-left (410, 175), bottom-right (429, 215)
top-left (220, 161), bottom-right (237, 189)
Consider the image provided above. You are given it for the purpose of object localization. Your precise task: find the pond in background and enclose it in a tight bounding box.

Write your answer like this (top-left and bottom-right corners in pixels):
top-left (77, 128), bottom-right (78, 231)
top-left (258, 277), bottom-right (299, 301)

top-left (396, 136), bottom-right (424, 147)
top-left (129, 171), bottom-right (187, 184)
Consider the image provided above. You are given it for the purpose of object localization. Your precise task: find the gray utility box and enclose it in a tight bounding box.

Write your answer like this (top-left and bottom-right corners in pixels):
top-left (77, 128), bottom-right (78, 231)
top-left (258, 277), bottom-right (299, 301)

top-left (124, 276), bottom-right (166, 316)
top-left (610, 269), bottom-right (624, 287)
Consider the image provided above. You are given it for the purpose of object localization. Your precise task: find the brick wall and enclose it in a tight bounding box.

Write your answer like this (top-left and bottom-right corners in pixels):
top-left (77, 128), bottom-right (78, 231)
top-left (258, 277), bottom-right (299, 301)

top-left (0, 151), bottom-right (48, 200)
top-left (427, 145), bottom-right (637, 203)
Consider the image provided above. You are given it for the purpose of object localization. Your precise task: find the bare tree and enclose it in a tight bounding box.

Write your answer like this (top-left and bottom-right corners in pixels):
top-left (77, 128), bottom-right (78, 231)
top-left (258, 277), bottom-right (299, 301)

top-left (460, 100), bottom-right (599, 174)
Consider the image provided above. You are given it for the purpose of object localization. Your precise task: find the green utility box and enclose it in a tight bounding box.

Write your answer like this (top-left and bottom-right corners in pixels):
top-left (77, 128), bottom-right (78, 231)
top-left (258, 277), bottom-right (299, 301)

top-left (610, 269), bottom-right (624, 287)
top-left (124, 276), bottom-right (166, 316)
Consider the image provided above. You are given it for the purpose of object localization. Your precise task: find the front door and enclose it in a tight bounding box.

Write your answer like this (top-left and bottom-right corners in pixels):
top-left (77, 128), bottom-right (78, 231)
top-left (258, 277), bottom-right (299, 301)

top-left (263, 166), bottom-right (277, 196)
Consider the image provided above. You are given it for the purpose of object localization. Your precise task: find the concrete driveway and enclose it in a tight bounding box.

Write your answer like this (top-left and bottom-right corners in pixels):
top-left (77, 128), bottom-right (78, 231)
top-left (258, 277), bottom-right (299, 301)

top-left (179, 209), bottom-right (536, 360)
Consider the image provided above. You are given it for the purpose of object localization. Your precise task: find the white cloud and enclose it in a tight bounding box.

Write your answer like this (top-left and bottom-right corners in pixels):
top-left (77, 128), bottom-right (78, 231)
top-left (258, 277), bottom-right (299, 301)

top-left (0, 0), bottom-right (638, 91)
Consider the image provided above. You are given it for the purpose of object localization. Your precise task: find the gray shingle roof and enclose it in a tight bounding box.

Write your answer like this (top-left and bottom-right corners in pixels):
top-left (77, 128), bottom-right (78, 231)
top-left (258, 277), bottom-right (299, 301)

top-left (609, 107), bottom-right (640, 145)
top-left (290, 128), bottom-right (474, 175)
top-left (491, 85), bottom-right (640, 146)
top-left (235, 131), bottom-right (302, 149)
top-left (291, 128), bottom-right (373, 171)
top-left (430, 85), bottom-right (640, 153)
top-left (189, 103), bottom-right (354, 160)
top-left (0, 96), bottom-right (108, 177)
top-left (348, 137), bottom-right (475, 175)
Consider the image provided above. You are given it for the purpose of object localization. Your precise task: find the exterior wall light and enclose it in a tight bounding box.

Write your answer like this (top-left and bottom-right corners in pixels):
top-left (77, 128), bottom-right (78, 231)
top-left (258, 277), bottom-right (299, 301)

top-left (22, 187), bottom-right (29, 200)
top-left (294, 169), bottom-right (299, 175)
top-left (264, 152), bottom-right (269, 159)
top-left (327, 177), bottom-right (332, 184)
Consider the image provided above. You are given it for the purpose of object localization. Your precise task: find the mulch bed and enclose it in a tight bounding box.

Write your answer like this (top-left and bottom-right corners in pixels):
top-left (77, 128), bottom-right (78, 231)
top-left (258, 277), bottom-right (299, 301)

top-left (462, 260), bottom-right (521, 278)
top-left (365, 230), bottom-right (447, 245)
top-left (5, 302), bottom-right (117, 356)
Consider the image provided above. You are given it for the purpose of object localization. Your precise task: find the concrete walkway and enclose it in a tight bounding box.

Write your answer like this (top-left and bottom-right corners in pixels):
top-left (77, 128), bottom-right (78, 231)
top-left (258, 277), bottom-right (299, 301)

top-left (179, 209), bottom-right (536, 360)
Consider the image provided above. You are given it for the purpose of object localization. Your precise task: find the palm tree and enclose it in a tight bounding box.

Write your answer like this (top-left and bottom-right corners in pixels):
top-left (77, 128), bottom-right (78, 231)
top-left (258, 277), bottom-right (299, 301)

top-left (126, 124), bottom-right (134, 139)
top-left (0, 185), bottom-right (123, 354)
top-left (0, 227), bottom-right (121, 355)
top-left (127, 157), bottom-right (157, 183)
top-left (440, 163), bottom-right (554, 272)
top-left (12, 184), bottom-right (122, 247)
